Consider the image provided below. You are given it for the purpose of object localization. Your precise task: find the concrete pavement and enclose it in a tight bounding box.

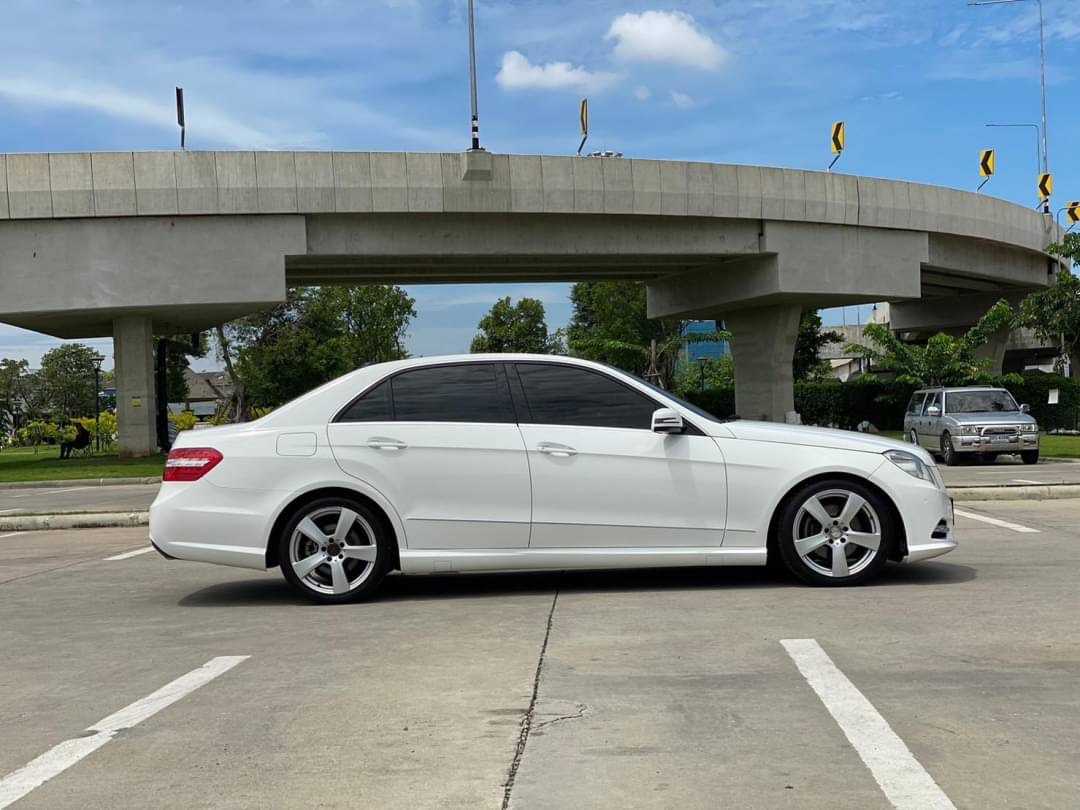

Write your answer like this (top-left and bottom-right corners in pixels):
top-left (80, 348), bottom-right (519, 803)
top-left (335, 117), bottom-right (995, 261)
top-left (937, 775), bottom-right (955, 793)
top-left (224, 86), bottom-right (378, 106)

top-left (2, 501), bottom-right (1079, 808)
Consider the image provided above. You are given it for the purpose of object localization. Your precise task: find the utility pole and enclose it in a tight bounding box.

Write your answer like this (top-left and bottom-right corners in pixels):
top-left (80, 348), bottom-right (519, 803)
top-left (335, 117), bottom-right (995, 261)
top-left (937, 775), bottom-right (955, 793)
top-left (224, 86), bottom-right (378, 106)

top-left (467, 0), bottom-right (482, 151)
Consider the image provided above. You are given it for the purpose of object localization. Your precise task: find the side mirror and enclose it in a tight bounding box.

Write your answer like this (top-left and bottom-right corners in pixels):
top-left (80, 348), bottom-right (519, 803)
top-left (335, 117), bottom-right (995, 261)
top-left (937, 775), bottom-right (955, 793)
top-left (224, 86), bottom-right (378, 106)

top-left (1020, 403), bottom-right (1031, 413)
top-left (652, 408), bottom-right (684, 434)
top-left (926, 405), bottom-right (942, 417)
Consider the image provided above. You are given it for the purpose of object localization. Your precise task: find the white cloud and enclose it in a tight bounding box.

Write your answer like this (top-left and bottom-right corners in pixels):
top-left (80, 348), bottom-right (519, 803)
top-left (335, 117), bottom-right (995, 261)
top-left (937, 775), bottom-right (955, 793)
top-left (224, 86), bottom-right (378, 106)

top-left (670, 90), bottom-right (696, 109)
top-left (634, 85), bottom-right (651, 101)
top-left (496, 51), bottom-right (621, 92)
top-left (606, 11), bottom-right (728, 71)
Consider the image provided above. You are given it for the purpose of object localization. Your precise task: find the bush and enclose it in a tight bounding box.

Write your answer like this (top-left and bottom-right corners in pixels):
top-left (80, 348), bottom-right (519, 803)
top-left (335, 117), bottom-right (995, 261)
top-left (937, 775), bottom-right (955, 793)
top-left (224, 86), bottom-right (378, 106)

top-left (684, 388), bottom-right (736, 419)
top-left (999, 373), bottom-right (1080, 431)
top-left (75, 412), bottom-right (118, 452)
top-left (169, 411), bottom-right (198, 432)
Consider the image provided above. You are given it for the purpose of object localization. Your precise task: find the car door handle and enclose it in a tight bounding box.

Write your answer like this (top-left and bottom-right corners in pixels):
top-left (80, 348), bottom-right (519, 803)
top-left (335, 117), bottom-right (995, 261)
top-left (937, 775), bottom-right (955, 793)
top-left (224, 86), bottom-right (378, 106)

top-left (537, 442), bottom-right (577, 457)
top-left (367, 438), bottom-right (407, 450)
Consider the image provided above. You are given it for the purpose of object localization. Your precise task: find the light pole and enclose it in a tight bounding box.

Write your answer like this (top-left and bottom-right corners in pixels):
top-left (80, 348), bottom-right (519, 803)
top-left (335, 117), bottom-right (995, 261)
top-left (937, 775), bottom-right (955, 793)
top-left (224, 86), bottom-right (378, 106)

top-left (91, 353), bottom-right (105, 453)
top-left (467, 0), bottom-right (482, 151)
top-left (970, 0), bottom-right (1050, 212)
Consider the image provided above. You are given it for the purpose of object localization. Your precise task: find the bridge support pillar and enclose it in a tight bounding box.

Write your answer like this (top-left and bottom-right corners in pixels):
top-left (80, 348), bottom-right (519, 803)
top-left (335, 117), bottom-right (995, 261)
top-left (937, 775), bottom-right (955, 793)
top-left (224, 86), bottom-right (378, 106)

top-left (113, 315), bottom-right (158, 458)
top-left (725, 304), bottom-right (802, 423)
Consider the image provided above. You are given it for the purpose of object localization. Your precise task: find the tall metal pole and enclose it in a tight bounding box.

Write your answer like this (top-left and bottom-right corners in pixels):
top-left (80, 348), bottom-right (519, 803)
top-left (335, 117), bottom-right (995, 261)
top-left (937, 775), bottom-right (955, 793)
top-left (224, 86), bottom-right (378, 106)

top-left (467, 0), bottom-right (481, 151)
top-left (1036, 0), bottom-right (1050, 211)
top-left (986, 123), bottom-right (1040, 179)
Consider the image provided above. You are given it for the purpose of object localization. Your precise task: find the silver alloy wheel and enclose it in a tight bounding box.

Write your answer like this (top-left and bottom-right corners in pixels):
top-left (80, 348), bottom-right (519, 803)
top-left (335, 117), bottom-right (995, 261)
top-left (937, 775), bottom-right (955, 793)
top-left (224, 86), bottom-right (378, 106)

top-left (288, 506), bottom-right (379, 596)
top-left (792, 488), bottom-right (882, 578)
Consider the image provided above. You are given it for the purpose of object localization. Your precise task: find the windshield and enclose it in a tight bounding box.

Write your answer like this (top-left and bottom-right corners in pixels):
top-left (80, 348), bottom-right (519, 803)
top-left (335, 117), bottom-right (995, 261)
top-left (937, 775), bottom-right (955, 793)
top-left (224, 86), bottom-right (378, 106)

top-left (946, 390), bottom-right (1019, 414)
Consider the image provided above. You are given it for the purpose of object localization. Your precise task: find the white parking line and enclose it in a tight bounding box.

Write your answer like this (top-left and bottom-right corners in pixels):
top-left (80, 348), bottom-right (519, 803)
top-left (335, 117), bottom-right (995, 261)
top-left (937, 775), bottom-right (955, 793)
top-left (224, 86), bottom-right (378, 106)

top-left (12, 486), bottom-right (94, 499)
top-left (782, 639), bottom-right (955, 810)
top-left (953, 508), bottom-right (1040, 534)
top-left (0, 532), bottom-right (20, 539)
top-left (104, 546), bottom-right (155, 561)
top-left (0, 656), bottom-right (249, 809)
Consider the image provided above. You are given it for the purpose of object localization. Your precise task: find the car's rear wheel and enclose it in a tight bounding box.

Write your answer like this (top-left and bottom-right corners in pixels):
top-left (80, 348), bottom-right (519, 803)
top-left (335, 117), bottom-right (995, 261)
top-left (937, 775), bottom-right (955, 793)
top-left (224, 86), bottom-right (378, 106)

top-left (1021, 449), bottom-right (1040, 465)
top-left (777, 480), bottom-right (893, 587)
top-left (940, 432), bottom-right (958, 466)
top-left (278, 497), bottom-right (390, 604)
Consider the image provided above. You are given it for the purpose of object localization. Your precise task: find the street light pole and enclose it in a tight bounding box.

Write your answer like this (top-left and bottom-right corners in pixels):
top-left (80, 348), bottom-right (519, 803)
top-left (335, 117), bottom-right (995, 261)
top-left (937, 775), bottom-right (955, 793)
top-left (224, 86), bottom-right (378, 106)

top-left (969, 0), bottom-right (1050, 212)
top-left (467, 0), bottom-right (481, 151)
top-left (91, 353), bottom-right (104, 453)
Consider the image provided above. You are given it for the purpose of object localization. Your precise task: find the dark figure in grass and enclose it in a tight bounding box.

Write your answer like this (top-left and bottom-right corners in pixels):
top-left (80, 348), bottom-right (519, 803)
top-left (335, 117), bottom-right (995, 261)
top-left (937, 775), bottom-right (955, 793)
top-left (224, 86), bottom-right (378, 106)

top-left (59, 422), bottom-right (91, 459)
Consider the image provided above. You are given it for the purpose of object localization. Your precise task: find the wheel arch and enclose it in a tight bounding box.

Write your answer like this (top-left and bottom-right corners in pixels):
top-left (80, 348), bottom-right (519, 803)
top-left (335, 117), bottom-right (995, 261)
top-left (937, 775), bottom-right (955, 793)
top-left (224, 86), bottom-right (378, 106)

top-left (265, 486), bottom-right (402, 572)
top-left (766, 472), bottom-right (908, 564)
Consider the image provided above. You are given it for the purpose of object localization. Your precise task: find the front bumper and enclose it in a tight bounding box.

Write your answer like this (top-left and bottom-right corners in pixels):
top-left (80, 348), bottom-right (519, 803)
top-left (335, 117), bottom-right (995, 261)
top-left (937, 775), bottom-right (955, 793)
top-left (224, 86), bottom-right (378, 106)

top-left (949, 433), bottom-right (1039, 454)
top-left (870, 461), bottom-right (957, 563)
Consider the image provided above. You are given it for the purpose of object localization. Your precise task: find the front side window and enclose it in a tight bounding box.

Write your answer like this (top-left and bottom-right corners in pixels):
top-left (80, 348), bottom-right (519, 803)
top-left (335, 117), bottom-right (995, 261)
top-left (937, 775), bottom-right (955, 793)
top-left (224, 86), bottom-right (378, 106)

top-left (515, 363), bottom-right (658, 429)
top-left (924, 392), bottom-right (940, 414)
top-left (392, 364), bottom-right (513, 423)
top-left (945, 390), bottom-right (1019, 414)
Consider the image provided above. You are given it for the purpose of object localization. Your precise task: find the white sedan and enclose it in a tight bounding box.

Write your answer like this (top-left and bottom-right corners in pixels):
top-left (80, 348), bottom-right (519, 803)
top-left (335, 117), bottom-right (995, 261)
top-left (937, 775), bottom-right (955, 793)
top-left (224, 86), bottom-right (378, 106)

top-left (150, 354), bottom-right (956, 604)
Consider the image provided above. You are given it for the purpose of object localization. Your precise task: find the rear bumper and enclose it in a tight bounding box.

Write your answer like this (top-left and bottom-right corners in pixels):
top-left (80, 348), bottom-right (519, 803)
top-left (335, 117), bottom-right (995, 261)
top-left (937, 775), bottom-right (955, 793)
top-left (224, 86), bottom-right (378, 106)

top-left (149, 480), bottom-right (279, 571)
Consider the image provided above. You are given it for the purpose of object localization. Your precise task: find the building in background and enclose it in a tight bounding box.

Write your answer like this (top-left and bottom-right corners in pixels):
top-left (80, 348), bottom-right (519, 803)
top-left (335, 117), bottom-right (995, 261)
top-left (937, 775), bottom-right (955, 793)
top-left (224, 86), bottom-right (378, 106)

top-left (679, 320), bottom-right (730, 365)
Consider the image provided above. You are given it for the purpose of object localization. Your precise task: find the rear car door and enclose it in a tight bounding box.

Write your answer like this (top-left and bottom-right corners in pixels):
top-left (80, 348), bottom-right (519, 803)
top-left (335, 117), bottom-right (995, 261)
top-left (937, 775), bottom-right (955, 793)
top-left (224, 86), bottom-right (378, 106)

top-left (511, 362), bottom-right (727, 548)
top-left (327, 362), bottom-right (531, 550)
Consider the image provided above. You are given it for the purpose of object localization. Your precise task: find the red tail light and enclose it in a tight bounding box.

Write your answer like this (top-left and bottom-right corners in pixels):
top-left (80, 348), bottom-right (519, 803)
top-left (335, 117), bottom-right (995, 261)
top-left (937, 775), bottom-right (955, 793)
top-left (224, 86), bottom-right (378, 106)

top-left (164, 447), bottom-right (223, 482)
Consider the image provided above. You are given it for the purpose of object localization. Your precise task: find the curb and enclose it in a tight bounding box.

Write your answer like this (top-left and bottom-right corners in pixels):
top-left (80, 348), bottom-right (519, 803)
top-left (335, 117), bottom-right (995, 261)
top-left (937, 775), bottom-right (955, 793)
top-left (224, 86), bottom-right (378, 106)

top-left (950, 484), bottom-right (1080, 502)
top-left (0, 511), bottom-right (149, 533)
top-left (0, 476), bottom-right (161, 491)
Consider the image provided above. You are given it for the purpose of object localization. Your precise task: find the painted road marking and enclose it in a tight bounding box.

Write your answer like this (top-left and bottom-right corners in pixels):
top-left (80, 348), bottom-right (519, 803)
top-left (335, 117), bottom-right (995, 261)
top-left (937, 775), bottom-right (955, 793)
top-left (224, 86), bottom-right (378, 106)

top-left (0, 656), bottom-right (249, 809)
top-left (0, 533), bottom-right (21, 539)
top-left (953, 508), bottom-right (1039, 534)
top-left (782, 639), bottom-right (955, 810)
top-left (1009, 479), bottom-right (1042, 485)
top-left (12, 486), bottom-right (95, 499)
top-left (104, 546), bottom-right (155, 561)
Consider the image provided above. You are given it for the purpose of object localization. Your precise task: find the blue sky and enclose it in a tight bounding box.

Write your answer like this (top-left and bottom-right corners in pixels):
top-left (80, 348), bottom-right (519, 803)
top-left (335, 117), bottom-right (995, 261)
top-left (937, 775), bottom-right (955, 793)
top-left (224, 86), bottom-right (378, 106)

top-left (0, 0), bottom-right (1076, 369)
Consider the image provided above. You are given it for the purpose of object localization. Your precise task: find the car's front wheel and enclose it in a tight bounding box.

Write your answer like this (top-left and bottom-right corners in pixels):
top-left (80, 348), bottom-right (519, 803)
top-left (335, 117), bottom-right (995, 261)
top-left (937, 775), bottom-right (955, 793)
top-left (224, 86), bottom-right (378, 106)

top-left (940, 432), bottom-right (959, 466)
top-left (777, 479), bottom-right (894, 586)
top-left (1021, 449), bottom-right (1040, 465)
top-left (278, 497), bottom-right (391, 604)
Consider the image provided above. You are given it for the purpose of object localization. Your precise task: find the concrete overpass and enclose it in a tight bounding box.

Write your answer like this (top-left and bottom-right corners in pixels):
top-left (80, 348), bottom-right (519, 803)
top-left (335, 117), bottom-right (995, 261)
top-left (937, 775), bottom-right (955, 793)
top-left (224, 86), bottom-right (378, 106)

top-left (0, 150), bottom-right (1064, 455)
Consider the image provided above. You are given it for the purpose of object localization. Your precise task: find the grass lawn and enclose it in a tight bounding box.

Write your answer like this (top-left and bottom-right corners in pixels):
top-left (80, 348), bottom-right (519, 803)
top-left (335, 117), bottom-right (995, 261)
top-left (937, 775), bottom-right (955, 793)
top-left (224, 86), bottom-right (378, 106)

top-left (0, 445), bottom-right (165, 483)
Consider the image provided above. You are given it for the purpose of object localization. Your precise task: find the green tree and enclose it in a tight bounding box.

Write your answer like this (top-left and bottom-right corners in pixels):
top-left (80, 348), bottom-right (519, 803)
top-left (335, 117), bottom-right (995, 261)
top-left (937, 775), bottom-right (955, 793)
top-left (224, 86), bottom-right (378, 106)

top-left (1019, 234), bottom-right (1080, 376)
top-left (221, 285), bottom-right (416, 414)
top-left (470, 296), bottom-right (561, 354)
top-left (847, 300), bottom-right (1015, 386)
top-left (566, 281), bottom-right (728, 389)
top-left (794, 311), bottom-right (844, 381)
top-left (156, 333), bottom-right (209, 404)
top-left (672, 355), bottom-right (734, 398)
top-left (38, 344), bottom-right (100, 419)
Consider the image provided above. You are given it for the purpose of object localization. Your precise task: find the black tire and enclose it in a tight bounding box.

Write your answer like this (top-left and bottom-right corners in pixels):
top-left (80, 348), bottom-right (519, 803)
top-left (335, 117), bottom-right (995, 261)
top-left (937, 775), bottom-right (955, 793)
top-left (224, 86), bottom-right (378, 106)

top-left (278, 496), bottom-right (391, 604)
top-left (1021, 449), bottom-right (1040, 465)
top-left (776, 478), bottom-right (894, 587)
top-left (982, 453), bottom-right (999, 464)
top-left (940, 432), bottom-right (959, 466)
top-left (908, 429), bottom-right (920, 447)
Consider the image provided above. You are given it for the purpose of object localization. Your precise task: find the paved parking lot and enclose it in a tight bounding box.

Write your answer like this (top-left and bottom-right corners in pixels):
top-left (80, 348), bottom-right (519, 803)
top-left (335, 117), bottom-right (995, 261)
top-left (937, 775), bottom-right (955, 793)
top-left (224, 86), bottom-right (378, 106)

top-left (2, 501), bottom-right (1080, 809)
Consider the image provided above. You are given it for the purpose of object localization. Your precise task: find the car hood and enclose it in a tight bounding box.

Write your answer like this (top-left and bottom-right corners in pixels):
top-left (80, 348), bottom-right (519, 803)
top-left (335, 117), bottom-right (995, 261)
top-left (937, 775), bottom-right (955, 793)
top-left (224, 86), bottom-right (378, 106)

top-left (946, 412), bottom-right (1036, 425)
top-left (712, 420), bottom-right (921, 456)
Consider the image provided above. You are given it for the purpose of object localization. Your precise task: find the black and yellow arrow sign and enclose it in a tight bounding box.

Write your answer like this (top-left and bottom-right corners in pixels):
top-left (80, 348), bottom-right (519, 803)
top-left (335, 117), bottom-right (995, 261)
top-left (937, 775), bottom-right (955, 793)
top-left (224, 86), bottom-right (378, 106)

top-left (831, 121), bottom-right (845, 154)
top-left (580, 98), bottom-right (588, 137)
top-left (1068, 201), bottom-right (1080, 225)
top-left (980, 149), bottom-right (995, 178)
top-left (1039, 173), bottom-right (1054, 200)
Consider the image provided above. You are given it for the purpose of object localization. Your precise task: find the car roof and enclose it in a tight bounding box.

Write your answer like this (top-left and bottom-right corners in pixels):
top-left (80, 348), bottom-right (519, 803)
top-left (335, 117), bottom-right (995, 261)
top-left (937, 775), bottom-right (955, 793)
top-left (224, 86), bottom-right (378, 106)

top-left (914, 386), bottom-right (1005, 393)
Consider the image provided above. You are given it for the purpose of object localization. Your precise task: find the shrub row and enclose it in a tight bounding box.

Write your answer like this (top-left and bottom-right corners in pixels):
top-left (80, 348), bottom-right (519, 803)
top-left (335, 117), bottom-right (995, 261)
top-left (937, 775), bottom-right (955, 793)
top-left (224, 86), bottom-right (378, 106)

top-left (685, 373), bottom-right (1080, 432)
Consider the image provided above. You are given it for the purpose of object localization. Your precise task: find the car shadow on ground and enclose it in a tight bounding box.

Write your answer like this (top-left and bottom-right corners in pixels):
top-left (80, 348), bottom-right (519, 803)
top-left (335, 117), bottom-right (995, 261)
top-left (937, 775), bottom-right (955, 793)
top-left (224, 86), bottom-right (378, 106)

top-left (177, 560), bottom-right (976, 608)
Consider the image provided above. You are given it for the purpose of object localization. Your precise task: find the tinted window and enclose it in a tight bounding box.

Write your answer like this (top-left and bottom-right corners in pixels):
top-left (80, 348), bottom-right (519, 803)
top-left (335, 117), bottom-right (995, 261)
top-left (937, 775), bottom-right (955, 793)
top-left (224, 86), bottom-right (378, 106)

top-left (907, 394), bottom-right (926, 415)
top-left (392, 364), bottom-right (512, 423)
top-left (339, 380), bottom-right (392, 422)
top-left (946, 390), bottom-right (1019, 414)
top-left (515, 363), bottom-right (657, 429)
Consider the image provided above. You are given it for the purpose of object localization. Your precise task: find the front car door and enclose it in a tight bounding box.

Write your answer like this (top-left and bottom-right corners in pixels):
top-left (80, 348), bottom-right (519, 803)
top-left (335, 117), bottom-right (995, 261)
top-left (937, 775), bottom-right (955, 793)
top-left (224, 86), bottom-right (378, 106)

top-left (327, 362), bottom-right (531, 550)
top-left (511, 362), bottom-right (727, 548)
top-left (918, 391), bottom-right (941, 448)
top-left (904, 392), bottom-right (927, 445)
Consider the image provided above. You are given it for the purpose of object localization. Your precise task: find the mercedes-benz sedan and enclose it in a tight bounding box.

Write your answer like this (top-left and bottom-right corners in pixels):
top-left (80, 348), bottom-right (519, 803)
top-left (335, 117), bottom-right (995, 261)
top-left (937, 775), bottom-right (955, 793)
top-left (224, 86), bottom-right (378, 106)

top-left (150, 354), bottom-right (956, 603)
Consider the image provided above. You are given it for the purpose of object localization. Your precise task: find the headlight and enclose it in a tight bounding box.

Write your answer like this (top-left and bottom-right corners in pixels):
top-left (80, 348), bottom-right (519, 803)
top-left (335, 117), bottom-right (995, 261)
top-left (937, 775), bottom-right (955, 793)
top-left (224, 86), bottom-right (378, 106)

top-left (960, 425), bottom-right (982, 436)
top-left (1020, 424), bottom-right (1038, 434)
top-left (883, 449), bottom-right (934, 484)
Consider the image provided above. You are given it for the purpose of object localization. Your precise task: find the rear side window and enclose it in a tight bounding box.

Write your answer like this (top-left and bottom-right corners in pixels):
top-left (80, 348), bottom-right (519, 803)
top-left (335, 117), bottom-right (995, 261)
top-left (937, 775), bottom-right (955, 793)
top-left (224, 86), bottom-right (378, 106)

top-left (392, 364), bottom-right (513, 423)
top-left (514, 363), bottom-right (658, 429)
top-left (907, 394), bottom-right (926, 416)
top-left (338, 380), bottom-right (392, 422)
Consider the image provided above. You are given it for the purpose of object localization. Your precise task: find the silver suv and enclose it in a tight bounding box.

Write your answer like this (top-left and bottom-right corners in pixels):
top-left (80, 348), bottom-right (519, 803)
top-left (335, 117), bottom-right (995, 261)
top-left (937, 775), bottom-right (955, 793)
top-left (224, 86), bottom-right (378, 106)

top-left (903, 386), bottom-right (1039, 466)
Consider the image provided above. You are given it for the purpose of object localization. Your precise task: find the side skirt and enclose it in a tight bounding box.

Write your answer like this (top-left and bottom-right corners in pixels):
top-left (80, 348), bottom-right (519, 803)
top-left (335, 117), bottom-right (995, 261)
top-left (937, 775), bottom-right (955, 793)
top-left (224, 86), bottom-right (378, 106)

top-left (398, 546), bottom-right (766, 575)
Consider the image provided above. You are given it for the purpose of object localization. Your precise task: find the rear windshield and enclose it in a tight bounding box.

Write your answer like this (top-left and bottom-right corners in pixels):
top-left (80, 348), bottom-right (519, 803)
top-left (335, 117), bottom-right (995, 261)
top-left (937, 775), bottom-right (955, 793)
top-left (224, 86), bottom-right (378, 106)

top-left (946, 390), bottom-right (1019, 414)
